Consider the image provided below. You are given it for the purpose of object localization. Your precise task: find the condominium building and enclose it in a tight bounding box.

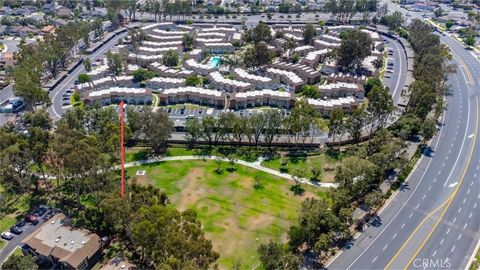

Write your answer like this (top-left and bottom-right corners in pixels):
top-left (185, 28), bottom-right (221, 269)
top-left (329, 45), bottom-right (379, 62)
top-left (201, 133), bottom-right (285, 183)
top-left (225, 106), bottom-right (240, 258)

top-left (21, 213), bottom-right (102, 270)
top-left (148, 62), bottom-right (194, 78)
top-left (318, 34), bottom-right (341, 44)
top-left (137, 46), bottom-right (182, 56)
top-left (361, 29), bottom-right (383, 42)
top-left (83, 87), bottom-right (153, 106)
top-left (232, 68), bottom-right (278, 89)
top-left (284, 33), bottom-right (303, 42)
top-left (127, 53), bottom-right (163, 66)
top-left (200, 27), bottom-right (237, 38)
top-left (293, 45), bottom-right (315, 56)
top-left (196, 32), bottom-right (227, 39)
top-left (114, 75), bottom-right (136, 88)
top-left (152, 28), bottom-right (187, 36)
top-left (306, 96), bottom-right (360, 116)
top-left (86, 64), bottom-right (109, 80)
top-left (158, 87), bottom-right (225, 108)
top-left (141, 40), bottom-right (183, 48)
top-left (196, 38), bottom-right (225, 46)
top-left (318, 82), bottom-right (365, 99)
top-left (270, 61), bottom-right (322, 84)
top-left (208, 71), bottom-right (253, 92)
top-left (146, 34), bottom-right (183, 42)
top-left (91, 76), bottom-right (115, 90)
top-left (265, 68), bottom-right (305, 91)
top-left (146, 77), bottom-right (186, 90)
top-left (313, 39), bottom-right (341, 50)
top-left (187, 49), bottom-right (203, 61)
top-left (201, 42), bottom-right (235, 54)
top-left (230, 89), bottom-right (295, 109)
top-left (302, 49), bottom-right (330, 68)
top-left (326, 73), bottom-right (367, 85)
top-left (141, 22), bottom-right (175, 33)
top-left (184, 59), bottom-right (216, 76)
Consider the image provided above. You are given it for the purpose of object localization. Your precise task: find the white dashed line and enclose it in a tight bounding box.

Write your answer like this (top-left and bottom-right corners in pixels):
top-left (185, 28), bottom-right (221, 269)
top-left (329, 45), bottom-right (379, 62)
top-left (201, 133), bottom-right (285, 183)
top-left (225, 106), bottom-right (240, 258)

top-left (474, 203), bottom-right (477, 209)
top-left (453, 217), bottom-right (457, 223)
top-left (372, 256), bottom-right (378, 263)
top-left (458, 234), bottom-right (462, 240)
top-left (401, 223), bottom-right (405, 229)
top-left (451, 245), bottom-right (456, 253)
top-left (467, 188), bottom-right (471, 194)
top-left (392, 233), bottom-right (397, 240)
top-left (416, 203), bottom-right (420, 209)
top-left (464, 223), bottom-right (468, 229)
top-left (458, 207), bottom-right (462, 213)
top-left (409, 213), bottom-right (413, 219)
top-left (432, 250), bottom-right (437, 257)
top-left (383, 244), bottom-right (388, 251)
top-left (447, 228), bottom-right (451, 234)
top-left (469, 212), bottom-right (473, 219)
top-left (463, 198), bottom-right (466, 204)
top-left (440, 238), bottom-right (444, 245)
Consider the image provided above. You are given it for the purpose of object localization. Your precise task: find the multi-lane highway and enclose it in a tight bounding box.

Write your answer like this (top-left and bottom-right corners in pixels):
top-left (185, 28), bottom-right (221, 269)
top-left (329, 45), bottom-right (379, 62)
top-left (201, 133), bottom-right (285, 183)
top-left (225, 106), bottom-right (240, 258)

top-left (328, 3), bottom-right (480, 270)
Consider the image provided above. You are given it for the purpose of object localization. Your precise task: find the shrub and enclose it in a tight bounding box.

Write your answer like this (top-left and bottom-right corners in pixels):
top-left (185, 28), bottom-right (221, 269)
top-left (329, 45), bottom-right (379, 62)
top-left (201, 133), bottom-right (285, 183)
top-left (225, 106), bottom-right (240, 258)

top-left (78, 73), bottom-right (90, 83)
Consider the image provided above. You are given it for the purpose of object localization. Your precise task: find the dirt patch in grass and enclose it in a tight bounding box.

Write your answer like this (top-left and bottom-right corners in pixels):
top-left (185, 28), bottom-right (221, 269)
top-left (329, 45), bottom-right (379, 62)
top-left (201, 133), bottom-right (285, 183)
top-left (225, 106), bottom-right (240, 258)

top-left (132, 175), bottom-right (152, 186)
top-left (177, 168), bottom-right (206, 211)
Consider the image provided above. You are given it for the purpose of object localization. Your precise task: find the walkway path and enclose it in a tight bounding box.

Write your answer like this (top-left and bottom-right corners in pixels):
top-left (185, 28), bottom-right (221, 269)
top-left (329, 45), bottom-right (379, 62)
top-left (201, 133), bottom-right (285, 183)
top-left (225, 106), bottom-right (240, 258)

top-left (122, 155), bottom-right (338, 188)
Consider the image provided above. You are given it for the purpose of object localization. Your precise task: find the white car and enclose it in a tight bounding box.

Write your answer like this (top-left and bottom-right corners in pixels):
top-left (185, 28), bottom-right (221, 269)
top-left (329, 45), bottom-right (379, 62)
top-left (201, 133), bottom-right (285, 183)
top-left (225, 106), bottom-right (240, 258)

top-left (1, 231), bottom-right (14, 240)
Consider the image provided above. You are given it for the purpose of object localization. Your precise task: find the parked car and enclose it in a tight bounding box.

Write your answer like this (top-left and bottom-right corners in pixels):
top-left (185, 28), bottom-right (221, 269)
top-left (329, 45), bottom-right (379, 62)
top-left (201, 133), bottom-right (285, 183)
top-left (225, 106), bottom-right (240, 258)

top-left (10, 226), bottom-right (23, 235)
top-left (25, 214), bottom-right (39, 224)
top-left (15, 219), bottom-right (26, 228)
top-left (1, 231), bottom-right (14, 240)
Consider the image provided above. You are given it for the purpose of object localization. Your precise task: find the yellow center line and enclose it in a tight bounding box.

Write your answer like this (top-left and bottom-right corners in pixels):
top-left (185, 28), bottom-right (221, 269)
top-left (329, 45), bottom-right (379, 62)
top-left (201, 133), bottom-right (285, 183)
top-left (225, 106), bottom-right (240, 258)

top-left (454, 55), bottom-right (474, 85)
top-left (385, 97), bottom-right (479, 270)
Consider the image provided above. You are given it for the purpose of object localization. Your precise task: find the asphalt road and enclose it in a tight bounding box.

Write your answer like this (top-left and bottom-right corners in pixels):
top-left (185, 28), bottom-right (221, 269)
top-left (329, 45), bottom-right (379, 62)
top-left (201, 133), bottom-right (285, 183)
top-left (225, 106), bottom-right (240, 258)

top-left (0, 218), bottom-right (47, 263)
top-left (47, 31), bottom-right (128, 121)
top-left (327, 3), bottom-right (480, 270)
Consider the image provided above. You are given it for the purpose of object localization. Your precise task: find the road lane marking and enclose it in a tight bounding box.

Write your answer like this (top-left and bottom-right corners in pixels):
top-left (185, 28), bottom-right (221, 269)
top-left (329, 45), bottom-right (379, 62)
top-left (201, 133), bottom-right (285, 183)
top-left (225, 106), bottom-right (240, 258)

top-left (401, 223), bottom-right (405, 229)
top-left (383, 244), bottom-right (388, 251)
top-left (447, 228), bottom-right (451, 234)
top-left (451, 245), bottom-right (456, 253)
top-left (453, 217), bottom-right (457, 223)
top-left (469, 212), bottom-right (472, 219)
top-left (468, 134), bottom-right (474, 138)
top-left (440, 238), bottom-right (444, 244)
top-left (372, 256), bottom-right (378, 263)
top-left (467, 188), bottom-right (470, 194)
top-left (464, 223), bottom-right (468, 229)
top-left (448, 182), bottom-right (458, 188)
top-left (391, 97), bottom-right (479, 270)
top-left (432, 250), bottom-right (437, 257)
top-left (409, 213), bottom-right (413, 219)
top-left (458, 234), bottom-right (462, 240)
top-left (342, 109), bottom-right (448, 270)
top-left (458, 207), bottom-right (462, 213)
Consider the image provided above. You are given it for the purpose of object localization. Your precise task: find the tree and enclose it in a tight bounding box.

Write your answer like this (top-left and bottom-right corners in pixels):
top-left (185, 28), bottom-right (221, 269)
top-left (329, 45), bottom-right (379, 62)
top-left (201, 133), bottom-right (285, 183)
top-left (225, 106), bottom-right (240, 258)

top-left (132, 68), bottom-right (155, 82)
top-left (363, 77), bottom-right (382, 94)
top-left (185, 75), bottom-right (203, 86)
top-left (346, 107), bottom-right (365, 142)
top-left (182, 32), bottom-right (196, 51)
top-left (243, 41), bottom-right (274, 68)
top-left (337, 29), bottom-right (372, 69)
top-left (434, 7), bottom-right (444, 18)
top-left (366, 85), bottom-right (393, 136)
top-left (1, 254), bottom-right (38, 270)
top-left (258, 241), bottom-right (301, 270)
top-left (163, 49), bottom-right (179, 67)
top-left (335, 156), bottom-right (378, 197)
top-left (185, 118), bottom-right (201, 147)
top-left (140, 109), bottom-right (174, 154)
top-left (364, 190), bottom-right (383, 213)
top-left (445, 20), bottom-right (454, 29)
top-left (78, 73), bottom-right (91, 83)
top-left (106, 51), bottom-right (123, 76)
top-left (381, 11), bottom-right (404, 30)
top-left (328, 108), bottom-right (346, 145)
top-left (263, 110), bottom-right (282, 148)
top-left (465, 36), bottom-right (476, 47)
top-left (310, 167), bottom-right (322, 182)
top-left (303, 23), bottom-right (317, 45)
top-left (252, 22), bottom-right (272, 44)
top-left (83, 58), bottom-right (92, 72)
top-left (422, 117), bottom-right (437, 141)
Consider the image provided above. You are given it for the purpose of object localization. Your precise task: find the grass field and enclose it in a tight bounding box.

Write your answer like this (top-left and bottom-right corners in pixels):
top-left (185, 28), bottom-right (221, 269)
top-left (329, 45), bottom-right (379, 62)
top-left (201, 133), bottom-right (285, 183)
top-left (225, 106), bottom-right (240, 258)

top-left (126, 160), bottom-right (325, 269)
top-left (261, 154), bottom-right (339, 182)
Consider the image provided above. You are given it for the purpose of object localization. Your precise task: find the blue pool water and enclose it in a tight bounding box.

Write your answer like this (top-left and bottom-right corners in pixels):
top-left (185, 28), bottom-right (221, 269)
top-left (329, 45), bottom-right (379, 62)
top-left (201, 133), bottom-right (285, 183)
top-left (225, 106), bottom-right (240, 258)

top-left (209, 57), bottom-right (221, 68)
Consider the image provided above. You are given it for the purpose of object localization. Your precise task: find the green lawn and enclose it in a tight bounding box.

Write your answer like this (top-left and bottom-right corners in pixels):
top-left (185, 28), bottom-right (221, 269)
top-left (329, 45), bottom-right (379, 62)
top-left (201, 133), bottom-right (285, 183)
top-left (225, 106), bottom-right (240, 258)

top-left (261, 154), bottom-right (339, 182)
top-left (126, 160), bottom-right (325, 269)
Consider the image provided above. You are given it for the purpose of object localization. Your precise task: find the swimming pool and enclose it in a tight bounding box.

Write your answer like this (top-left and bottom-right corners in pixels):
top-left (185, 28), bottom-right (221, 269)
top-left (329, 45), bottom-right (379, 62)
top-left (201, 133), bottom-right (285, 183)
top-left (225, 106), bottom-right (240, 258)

top-left (208, 56), bottom-right (221, 68)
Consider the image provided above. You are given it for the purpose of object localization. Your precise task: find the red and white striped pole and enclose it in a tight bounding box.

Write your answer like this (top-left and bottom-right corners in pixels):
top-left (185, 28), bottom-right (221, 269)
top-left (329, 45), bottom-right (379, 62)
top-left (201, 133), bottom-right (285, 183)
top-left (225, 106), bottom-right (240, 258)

top-left (120, 100), bottom-right (125, 197)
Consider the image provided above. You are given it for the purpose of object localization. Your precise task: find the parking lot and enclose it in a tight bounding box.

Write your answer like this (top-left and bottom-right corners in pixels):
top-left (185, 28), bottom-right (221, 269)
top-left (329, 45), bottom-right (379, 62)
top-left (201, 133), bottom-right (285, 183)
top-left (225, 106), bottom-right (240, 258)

top-left (0, 206), bottom-right (56, 263)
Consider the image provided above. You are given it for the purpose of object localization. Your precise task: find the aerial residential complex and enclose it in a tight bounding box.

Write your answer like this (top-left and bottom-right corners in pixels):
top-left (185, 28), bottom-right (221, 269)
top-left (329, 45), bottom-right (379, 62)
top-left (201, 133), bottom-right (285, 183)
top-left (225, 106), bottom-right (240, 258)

top-left (71, 21), bottom-right (386, 115)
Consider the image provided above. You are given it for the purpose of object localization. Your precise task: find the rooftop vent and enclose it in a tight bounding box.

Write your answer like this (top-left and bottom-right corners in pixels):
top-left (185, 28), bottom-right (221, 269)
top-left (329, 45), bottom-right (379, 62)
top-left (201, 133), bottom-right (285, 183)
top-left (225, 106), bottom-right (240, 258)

top-left (70, 240), bottom-right (75, 245)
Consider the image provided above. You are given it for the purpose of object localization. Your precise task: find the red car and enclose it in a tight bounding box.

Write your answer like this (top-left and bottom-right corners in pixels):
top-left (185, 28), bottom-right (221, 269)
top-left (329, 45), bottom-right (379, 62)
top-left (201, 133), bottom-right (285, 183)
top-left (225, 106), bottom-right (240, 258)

top-left (25, 214), bottom-right (39, 225)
